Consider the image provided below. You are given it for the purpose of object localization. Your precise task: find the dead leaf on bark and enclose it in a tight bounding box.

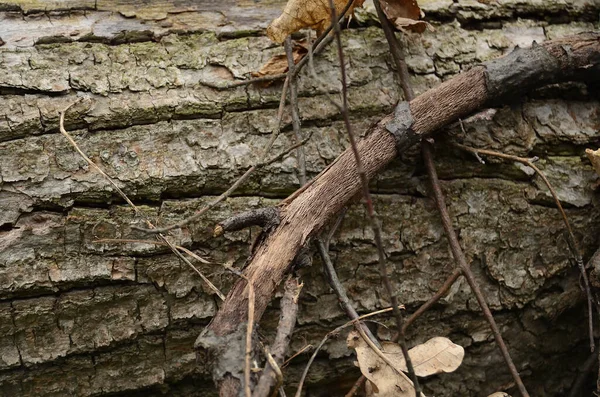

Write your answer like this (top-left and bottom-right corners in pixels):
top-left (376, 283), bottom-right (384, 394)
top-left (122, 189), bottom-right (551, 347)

top-left (379, 0), bottom-right (432, 33)
top-left (348, 331), bottom-right (463, 396)
top-left (380, 0), bottom-right (421, 21)
top-left (251, 41), bottom-right (309, 79)
top-left (356, 0), bottom-right (432, 33)
top-left (392, 18), bottom-right (433, 33)
top-left (586, 148), bottom-right (600, 177)
top-left (267, 0), bottom-right (366, 44)
top-left (347, 331), bottom-right (413, 396)
top-left (347, 331), bottom-right (465, 397)
top-left (392, 17), bottom-right (432, 33)
top-left (391, 336), bottom-right (465, 376)
top-left (362, 362), bottom-right (419, 397)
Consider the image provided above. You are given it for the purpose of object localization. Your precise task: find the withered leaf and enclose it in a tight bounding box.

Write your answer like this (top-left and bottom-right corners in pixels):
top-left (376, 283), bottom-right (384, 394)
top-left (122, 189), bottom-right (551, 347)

top-left (586, 148), bottom-right (600, 177)
top-left (348, 331), bottom-right (464, 396)
top-left (251, 42), bottom-right (308, 79)
top-left (387, 336), bottom-right (465, 376)
top-left (347, 330), bottom-right (426, 397)
top-left (267, 0), bottom-right (365, 44)
top-left (379, 0), bottom-right (422, 23)
top-left (357, 0), bottom-right (432, 34)
top-left (392, 17), bottom-right (432, 33)
top-left (380, 0), bottom-right (433, 33)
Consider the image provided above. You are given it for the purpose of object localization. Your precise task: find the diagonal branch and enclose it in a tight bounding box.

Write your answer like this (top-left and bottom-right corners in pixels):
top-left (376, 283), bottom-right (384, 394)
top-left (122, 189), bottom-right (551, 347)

top-left (195, 33), bottom-right (600, 396)
top-left (370, 2), bottom-right (422, 393)
top-left (326, 2), bottom-right (421, 394)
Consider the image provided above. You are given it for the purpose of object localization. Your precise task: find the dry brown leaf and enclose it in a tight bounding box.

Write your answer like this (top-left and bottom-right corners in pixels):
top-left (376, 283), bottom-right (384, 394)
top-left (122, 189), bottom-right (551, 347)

top-left (387, 336), bottom-right (464, 376)
top-left (348, 332), bottom-right (464, 396)
top-left (361, 355), bottom-right (419, 396)
top-left (267, 0), bottom-right (365, 44)
top-left (347, 331), bottom-right (426, 397)
top-left (359, 0), bottom-right (431, 34)
top-left (251, 42), bottom-right (308, 78)
top-left (392, 17), bottom-right (432, 33)
top-left (586, 148), bottom-right (600, 177)
top-left (380, 0), bottom-right (422, 23)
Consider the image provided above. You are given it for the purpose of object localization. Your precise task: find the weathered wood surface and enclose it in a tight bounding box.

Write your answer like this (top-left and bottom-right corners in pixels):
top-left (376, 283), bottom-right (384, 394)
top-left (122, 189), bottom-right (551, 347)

top-left (0, 1), bottom-right (599, 396)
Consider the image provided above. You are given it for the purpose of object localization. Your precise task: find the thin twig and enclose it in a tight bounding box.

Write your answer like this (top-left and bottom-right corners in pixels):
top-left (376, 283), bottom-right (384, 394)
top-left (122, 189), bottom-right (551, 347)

top-left (293, 333), bottom-right (334, 397)
top-left (285, 37), bottom-right (307, 187)
top-left (306, 31), bottom-right (344, 113)
top-left (318, 232), bottom-right (416, 395)
top-left (265, 131), bottom-right (314, 165)
top-left (93, 238), bottom-right (245, 277)
top-left (328, 0), bottom-right (402, 353)
top-left (59, 104), bottom-right (226, 300)
top-left (423, 141), bottom-right (531, 397)
top-left (199, 74), bottom-right (286, 90)
top-left (353, 324), bottom-right (418, 390)
top-left (245, 282), bottom-right (255, 397)
top-left (316, 239), bottom-right (380, 347)
top-left (325, 208), bottom-right (347, 251)
top-left (60, 104), bottom-right (137, 210)
top-left (252, 47), bottom-right (306, 393)
top-left (344, 379), bottom-right (364, 397)
top-left (293, 305), bottom-right (404, 397)
top-left (255, 278), bottom-right (302, 397)
top-left (263, 1), bottom-right (357, 210)
top-left (94, 238), bottom-right (210, 262)
top-left (282, 344), bottom-right (313, 368)
top-left (346, 376), bottom-right (366, 397)
top-left (263, 347), bottom-right (284, 397)
top-left (403, 268), bottom-right (462, 332)
top-left (372, 0), bottom-right (415, 101)
top-left (348, 320), bottom-right (425, 394)
top-left (95, 239), bottom-right (225, 300)
top-left (568, 352), bottom-right (597, 397)
top-left (337, 1), bottom-right (421, 393)
top-left (454, 141), bottom-right (595, 352)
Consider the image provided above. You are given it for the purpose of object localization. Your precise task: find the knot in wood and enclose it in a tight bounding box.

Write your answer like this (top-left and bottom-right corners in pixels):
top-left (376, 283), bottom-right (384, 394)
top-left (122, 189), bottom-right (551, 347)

top-left (384, 101), bottom-right (418, 150)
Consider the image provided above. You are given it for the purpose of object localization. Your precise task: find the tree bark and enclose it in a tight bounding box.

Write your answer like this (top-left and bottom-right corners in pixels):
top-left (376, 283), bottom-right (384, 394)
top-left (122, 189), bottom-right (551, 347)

top-left (1, 1), bottom-right (599, 396)
top-left (199, 32), bottom-right (600, 396)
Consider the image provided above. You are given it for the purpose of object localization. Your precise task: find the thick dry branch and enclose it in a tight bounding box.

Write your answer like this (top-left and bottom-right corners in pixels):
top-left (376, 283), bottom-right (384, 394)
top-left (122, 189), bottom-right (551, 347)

top-left (195, 33), bottom-right (600, 394)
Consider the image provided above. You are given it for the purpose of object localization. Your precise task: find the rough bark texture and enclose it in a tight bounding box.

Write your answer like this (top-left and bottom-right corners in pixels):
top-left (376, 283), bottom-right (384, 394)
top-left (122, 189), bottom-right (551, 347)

top-left (202, 30), bottom-right (600, 396)
top-left (0, 1), bottom-right (599, 396)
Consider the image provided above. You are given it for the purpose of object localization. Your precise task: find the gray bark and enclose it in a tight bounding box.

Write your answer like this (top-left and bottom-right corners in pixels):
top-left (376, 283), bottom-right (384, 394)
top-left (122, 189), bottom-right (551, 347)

top-left (0, 1), bottom-right (599, 396)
